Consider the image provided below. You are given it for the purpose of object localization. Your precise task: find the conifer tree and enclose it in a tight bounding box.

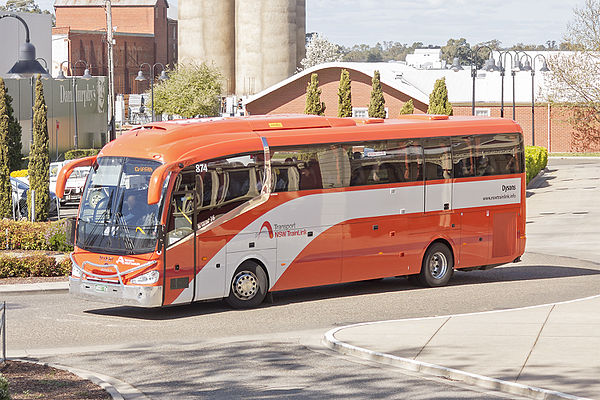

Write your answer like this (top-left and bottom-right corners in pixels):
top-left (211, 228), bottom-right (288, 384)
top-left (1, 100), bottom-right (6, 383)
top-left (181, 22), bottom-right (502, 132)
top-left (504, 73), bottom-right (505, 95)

top-left (399, 99), bottom-right (415, 115)
top-left (337, 69), bottom-right (352, 117)
top-left (305, 73), bottom-right (326, 116)
top-left (0, 79), bottom-right (12, 219)
top-left (368, 70), bottom-right (386, 118)
top-left (5, 83), bottom-right (22, 172)
top-left (427, 77), bottom-right (453, 115)
top-left (27, 76), bottom-right (50, 222)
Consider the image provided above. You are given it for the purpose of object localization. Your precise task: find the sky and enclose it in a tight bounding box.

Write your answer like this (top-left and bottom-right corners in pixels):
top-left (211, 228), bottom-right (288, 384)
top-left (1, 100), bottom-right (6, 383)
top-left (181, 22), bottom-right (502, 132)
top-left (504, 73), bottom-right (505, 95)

top-left (31, 0), bottom-right (581, 48)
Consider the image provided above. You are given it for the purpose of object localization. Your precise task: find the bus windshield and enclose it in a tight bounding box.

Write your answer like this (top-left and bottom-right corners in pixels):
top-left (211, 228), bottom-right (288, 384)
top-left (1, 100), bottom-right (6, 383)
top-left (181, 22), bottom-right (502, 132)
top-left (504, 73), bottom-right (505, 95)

top-left (77, 156), bottom-right (164, 255)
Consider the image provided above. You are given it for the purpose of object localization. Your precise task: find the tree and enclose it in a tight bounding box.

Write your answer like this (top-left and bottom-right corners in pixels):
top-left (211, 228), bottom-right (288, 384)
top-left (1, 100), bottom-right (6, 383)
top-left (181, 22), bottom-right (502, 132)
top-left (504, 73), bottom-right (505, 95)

top-left (368, 70), bottom-right (386, 118)
top-left (547, 0), bottom-right (600, 149)
top-left (152, 62), bottom-right (223, 118)
top-left (0, 79), bottom-right (12, 219)
top-left (305, 73), bottom-right (325, 116)
top-left (399, 99), bottom-right (414, 115)
top-left (27, 75), bottom-right (50, 222)
top-left (300, 34), bottom-right (342, 70)
top-left (427, 78), bottom-right (453, 116)
top-left (441, 38), bottom-right (470, 65)
top-left (0, 0), bottom-right (56, 26)
top-left (337, 69), bottom-right (352, 117)
top-left (4, 82), bottom-right (22, 172)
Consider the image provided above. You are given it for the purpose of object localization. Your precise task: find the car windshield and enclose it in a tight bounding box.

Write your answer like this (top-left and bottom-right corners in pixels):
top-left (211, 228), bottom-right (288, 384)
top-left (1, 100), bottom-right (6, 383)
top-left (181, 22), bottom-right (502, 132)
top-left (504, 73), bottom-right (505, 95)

top-left (77, 156), bottom-right (165, 255)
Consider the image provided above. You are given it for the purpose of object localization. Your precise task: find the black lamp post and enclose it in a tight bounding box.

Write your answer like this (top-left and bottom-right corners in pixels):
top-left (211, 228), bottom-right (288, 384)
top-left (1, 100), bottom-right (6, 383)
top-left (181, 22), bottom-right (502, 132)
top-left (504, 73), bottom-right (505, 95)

top-left (56, 60), bottom-right (92, 149)
top-left (451, 46), bottom-right (498, 116)
top-left (530, 54), bottom-right (550, 147)
top-left (135, 63), bottom-right (168, 122)
top-left (498, 51), bottom-right (514, 119)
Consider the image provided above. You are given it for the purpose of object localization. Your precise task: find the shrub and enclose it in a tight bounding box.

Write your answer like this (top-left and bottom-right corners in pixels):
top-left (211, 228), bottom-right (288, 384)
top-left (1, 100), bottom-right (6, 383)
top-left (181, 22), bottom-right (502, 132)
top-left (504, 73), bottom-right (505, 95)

top-left (0, 219), bottom-right (73, 251)
top-left (9, 169), bottom-right (27, 178)
top-left (0, 374), bottom-right (8, 400)
top-left (525, 146), bottom-right (549, 184)
top-left (0, 253), bottom-right (70, 278)
top-left (64, 148), bottom-right (100, 160)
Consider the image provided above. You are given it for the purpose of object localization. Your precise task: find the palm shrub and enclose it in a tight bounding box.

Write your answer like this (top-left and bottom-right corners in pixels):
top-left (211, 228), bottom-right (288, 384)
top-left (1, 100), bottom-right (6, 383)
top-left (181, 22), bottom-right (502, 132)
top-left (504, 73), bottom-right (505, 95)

top-left (0, 79), bottom-right (11, 218)
top-left (337, 69), bottom-right (352, 117)
top-left (305, 73), bottom-right (326, 116)
top-left (368, 70), bottom-right (386, 118)
top-left (399, 99), bottom-right (414, 115)
top-left (427, 77), bottom-right (453, 115)
top-left (27, 76), bottom-right (50, 222)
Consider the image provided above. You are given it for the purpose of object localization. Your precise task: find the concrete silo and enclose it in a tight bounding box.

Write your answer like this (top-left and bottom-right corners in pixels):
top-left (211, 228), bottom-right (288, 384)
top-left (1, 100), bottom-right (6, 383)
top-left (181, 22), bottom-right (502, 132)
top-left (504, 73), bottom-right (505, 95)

top-left (296, 0), bottom-right (306, 69)
top-left (178, 0), bottom-right (236, 94)
top-left (235, 0), bottom-right (298, 96)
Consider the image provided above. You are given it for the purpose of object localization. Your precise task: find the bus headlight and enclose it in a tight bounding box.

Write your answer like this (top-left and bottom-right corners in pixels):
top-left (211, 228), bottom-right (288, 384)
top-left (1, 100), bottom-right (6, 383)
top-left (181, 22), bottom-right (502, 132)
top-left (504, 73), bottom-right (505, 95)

top-left (71, 263), bottom-right (81, 278)
top-left (130, 270), bottom-right (160, 285)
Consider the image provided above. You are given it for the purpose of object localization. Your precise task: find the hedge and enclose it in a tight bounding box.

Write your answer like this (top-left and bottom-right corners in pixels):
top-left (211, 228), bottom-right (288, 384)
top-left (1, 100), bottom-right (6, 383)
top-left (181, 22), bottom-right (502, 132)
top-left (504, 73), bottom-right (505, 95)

top-left (525, 146), bottom-right (549, 184)
top-left (65, 148), bottom-right (100, 160)
top-left (0, 219), bottom-right (73, 252)
top-left (0, 253), bottom-right (70, 278)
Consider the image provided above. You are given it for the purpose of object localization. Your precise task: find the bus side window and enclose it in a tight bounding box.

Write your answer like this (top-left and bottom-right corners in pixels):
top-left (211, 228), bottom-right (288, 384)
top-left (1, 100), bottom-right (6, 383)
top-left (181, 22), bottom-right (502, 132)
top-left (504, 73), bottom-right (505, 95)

top-left (452, 137), bottom-right (476, 178)
top-left (424, 138), bottom-right (452, 180)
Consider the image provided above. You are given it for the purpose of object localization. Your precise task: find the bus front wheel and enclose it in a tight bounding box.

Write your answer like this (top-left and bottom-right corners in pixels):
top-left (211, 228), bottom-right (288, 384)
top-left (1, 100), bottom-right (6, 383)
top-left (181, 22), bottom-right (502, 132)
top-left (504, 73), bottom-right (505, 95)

top-left (226, 261), bottom-right (268, 309)
top-left (417, 243), bottom-right (454, 287)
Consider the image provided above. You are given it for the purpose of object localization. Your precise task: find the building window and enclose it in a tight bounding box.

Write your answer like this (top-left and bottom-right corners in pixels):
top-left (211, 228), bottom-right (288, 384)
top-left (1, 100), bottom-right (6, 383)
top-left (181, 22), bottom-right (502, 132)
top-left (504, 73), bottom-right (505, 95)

top-left (474, 108), bottom-right (490, 117)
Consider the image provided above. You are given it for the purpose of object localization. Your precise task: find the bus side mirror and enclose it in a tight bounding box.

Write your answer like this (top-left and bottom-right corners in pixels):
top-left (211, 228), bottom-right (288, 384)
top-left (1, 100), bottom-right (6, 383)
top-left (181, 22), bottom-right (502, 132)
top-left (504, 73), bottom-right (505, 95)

top-left (56, 156), bottom-right (97, 199)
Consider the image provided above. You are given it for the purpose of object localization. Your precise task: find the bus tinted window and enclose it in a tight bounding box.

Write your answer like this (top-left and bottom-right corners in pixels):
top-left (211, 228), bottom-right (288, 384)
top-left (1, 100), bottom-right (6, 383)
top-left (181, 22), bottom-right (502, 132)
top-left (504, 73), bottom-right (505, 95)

top-left (272, 145), bottom-right (350, 191)
top-left (477, 134), bottom-right (524, 176)
top-left (424, 138), bottom-right (452, 180)
top-left (452, 137), bottom-right (476, 178)
top-left (348, 140), bottom-right (423, 186)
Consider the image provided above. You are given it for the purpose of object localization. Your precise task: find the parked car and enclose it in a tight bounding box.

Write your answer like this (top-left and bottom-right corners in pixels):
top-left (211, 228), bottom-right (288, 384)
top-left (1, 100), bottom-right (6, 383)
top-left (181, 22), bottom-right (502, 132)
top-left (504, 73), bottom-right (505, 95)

top-left (11, 177), bottom-right (58, 219)
top-left (50, 161), bottom-right (89, 204)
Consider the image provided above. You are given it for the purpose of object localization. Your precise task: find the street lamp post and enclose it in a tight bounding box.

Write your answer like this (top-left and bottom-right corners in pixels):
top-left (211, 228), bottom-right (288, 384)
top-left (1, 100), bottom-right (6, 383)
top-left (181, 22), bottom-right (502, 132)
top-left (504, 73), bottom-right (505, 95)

top-left (498, 51), bottom-right (514, 119)
top-left (135, 63), bottom-right (168, 122)
top-left (451, 46), bottom-right (498, 116)
top-left (530, 54), bottom-right (550, 147)
top-left (56, 60), bottom-right (92, 149)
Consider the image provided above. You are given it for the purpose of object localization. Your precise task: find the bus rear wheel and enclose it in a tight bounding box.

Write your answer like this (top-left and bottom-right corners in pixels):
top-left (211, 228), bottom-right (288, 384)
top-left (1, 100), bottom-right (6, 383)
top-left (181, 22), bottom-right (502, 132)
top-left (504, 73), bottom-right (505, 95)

top-left (226, 261), bottom-right (268, 309)
top-left (417, 243), bottom-right (454, 287)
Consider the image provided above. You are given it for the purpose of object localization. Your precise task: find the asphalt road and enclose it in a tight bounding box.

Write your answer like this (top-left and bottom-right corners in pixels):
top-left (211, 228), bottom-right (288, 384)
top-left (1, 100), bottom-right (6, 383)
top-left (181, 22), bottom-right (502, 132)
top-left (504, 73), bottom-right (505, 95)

top-left (6, 157), bottom-right (600, 399)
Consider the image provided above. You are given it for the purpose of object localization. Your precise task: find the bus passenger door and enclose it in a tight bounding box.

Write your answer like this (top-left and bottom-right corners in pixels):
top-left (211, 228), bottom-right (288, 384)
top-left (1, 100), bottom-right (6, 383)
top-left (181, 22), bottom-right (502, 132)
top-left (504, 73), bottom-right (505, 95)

top-left (163, 171), bottom-right (197, 306)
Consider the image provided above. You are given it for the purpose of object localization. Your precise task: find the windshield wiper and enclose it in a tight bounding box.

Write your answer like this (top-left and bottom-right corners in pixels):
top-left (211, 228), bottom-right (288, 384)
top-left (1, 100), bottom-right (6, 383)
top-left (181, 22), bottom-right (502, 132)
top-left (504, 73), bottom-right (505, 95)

top-left (114, 212), bottom-right (135, 251)
top-left (83, 209), bottom-right (111, 248)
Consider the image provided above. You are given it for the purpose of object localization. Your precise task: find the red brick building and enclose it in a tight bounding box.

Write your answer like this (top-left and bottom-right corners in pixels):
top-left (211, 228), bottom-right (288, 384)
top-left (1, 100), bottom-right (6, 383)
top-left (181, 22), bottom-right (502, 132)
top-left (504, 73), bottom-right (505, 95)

top-left (246, 63), bottom-right (595, 153)
top-left (53, 0), bottom-right (177, 95)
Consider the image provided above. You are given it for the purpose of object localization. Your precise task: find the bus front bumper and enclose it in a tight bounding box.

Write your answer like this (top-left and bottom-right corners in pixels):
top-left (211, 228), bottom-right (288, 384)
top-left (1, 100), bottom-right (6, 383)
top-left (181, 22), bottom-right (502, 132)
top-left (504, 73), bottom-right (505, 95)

top-left (69, 277), bottom-right (163, 307)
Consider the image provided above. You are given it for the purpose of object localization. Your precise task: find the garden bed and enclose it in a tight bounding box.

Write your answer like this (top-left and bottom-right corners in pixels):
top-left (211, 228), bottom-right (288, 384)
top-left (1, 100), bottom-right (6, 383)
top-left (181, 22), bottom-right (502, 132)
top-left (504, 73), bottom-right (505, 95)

top-left (0, 360), bottom-right (110, 400)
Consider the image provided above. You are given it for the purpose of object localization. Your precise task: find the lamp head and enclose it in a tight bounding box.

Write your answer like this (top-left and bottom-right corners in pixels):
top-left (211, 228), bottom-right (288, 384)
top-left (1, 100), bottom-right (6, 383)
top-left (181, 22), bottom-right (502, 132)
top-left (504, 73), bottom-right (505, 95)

top-left (135, 70), bottom-right (146, 81)
top-left (82, 68), bottom-right (92, 79)
top-left (451, 57), bottom-right (463, 72)
top-left (158, 70), bottom-right (168, 81)
top-left (540, 60), bottom-right (550, 72)
top-left (522, 58), bottom-right (532, 71)
top-left (56, 69), bottom-right (66, 80)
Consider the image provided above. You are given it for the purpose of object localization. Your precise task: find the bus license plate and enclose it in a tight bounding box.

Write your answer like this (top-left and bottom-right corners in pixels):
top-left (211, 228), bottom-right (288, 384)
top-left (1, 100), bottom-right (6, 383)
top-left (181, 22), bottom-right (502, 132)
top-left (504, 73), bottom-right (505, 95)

top-left (95, 284), bottom-right (107, 293)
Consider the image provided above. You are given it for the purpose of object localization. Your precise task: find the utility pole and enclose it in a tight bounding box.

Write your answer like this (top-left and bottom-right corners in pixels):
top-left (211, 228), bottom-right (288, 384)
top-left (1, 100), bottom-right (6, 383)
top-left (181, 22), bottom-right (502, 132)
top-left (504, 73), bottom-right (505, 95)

top-left (105, 0), bottom-right (116, 142)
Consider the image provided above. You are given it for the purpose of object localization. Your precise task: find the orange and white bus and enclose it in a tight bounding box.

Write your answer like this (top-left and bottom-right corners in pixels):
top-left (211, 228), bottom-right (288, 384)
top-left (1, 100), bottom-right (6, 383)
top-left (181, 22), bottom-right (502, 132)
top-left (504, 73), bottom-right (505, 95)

top-left (57, 114), bottom-right (526, 308)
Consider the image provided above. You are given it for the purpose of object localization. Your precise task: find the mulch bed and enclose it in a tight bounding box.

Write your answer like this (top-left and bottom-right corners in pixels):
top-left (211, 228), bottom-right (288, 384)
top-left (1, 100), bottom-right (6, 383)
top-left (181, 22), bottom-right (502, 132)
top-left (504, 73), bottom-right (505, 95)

top-left (0, 276), bottom-right (68, 285)
top-left (0, 360), bottom-right (110, 399)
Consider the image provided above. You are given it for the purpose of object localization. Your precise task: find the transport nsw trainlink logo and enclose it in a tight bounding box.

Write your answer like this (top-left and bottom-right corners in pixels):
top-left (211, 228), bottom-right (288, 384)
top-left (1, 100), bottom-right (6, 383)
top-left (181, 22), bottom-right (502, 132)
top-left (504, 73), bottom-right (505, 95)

top-left (257, 221), bottom-right (307, 239)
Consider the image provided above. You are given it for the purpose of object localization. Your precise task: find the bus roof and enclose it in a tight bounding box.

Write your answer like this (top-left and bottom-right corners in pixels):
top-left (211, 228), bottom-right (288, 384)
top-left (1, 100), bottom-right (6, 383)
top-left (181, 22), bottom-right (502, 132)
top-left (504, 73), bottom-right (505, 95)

top-left (99, 114), bottom-right (522, 164)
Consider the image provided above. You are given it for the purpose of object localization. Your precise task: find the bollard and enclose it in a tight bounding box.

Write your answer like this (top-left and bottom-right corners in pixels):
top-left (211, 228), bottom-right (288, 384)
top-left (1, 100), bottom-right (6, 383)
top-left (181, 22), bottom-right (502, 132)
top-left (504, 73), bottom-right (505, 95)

top-left (56, 196), bottom-right (60, 220)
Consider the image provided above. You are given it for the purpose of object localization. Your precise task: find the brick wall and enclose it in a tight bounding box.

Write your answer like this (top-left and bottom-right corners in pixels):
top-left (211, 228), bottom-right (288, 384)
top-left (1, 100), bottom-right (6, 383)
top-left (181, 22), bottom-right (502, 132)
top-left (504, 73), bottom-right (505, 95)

top-left (56, 6), bottom-right (155, 35)
top-left (246, 67), bottom-right (428, 117)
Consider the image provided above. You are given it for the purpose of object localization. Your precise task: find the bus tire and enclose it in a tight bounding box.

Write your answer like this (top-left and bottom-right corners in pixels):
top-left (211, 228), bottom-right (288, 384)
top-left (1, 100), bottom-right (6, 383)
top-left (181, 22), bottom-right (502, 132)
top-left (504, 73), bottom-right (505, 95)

top-left (226, 261), bottom-right (268, 309)
top-left (417, 242), bottom-right (454, 287)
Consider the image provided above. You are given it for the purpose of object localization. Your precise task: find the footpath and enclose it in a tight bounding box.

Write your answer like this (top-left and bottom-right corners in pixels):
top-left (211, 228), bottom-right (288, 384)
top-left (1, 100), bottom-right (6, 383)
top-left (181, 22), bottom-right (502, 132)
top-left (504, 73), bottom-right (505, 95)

top-left (325, 158), bottom-right (600, 400)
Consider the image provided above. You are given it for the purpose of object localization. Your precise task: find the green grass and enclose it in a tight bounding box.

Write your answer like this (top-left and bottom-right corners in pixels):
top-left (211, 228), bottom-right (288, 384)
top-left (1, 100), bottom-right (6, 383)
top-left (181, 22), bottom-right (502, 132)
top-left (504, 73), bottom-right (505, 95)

top-left (550, 152), bottom-right (600, 157)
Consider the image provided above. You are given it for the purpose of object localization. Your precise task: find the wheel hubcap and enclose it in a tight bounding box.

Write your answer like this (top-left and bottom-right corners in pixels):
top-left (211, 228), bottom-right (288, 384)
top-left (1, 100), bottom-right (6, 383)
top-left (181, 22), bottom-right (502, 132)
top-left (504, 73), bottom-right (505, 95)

top-left (232, 271), bottom-right (258, 300)
top-left (429, 252), bottom-right (448, 279)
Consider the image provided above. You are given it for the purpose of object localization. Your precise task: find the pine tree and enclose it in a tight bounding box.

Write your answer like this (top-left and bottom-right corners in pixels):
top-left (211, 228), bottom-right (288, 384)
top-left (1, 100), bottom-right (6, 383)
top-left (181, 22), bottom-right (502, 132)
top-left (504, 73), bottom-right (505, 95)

top-left (27, 76), bottom-right (50, 222)
top-left (368, 70), bottom-right (386, 118)
top-left (399, 99), bottom-right (415, 115)
top-left (0, 79), bottom-right (12, 219)
top-left (337, 69), bottom-right (352, 117)
top-left (5, 82), bottom-right (22, 172)
top-left (427, 77), bottom-right (453, 115)
top-left (305, 73), bottom-right (326, 116)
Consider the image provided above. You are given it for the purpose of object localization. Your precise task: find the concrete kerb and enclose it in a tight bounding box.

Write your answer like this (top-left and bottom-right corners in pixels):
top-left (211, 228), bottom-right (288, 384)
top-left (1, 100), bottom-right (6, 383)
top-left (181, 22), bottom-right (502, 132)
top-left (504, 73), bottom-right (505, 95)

top-left (0, 282), bottom-right (68, 295)
top-left (12, 358), bottom-right (150, 400)
top-left (323, 294), bottom-right (600, 400)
